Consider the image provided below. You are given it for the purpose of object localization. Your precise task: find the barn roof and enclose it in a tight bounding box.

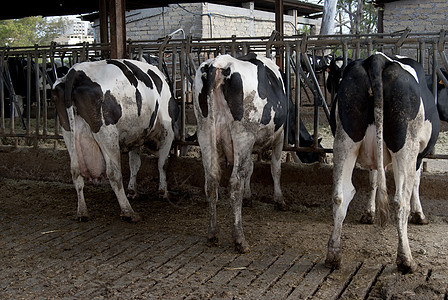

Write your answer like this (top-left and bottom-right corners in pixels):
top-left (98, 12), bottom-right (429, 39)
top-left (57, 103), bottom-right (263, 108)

top-left (0, 0), bottom-right (323, 20)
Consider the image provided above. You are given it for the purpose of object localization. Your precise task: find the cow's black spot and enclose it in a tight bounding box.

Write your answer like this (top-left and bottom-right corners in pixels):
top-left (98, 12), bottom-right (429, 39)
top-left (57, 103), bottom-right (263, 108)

top-left (222, 70), bottom-right (244, 121)
top-left (149, 101), bottom-right (159, 129)
top-left (168, 96), bottom-right (180, 138)
top-left (147, 68), bottom-right (163, 94)
top-left (64, 69), bottom-right (104, 133)
top-left (135, 89), bottom-right (142, 116)
top-left (103, 90), bottom-right (122, 125)
top-left (53, 81), bottom-right (70, 131)
top-left (198, 65), bottom-right (212, 118)
top-left (239, 55), bottom-right (287, 131)
top-left (106, 60), bottom-right (138, 87)
top-left (123, 60), bottom-right (153, 89)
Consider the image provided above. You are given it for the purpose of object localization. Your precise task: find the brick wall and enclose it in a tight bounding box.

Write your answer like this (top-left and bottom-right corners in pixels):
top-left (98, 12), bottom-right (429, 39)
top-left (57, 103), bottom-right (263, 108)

top-left (383, 0), bottom-right (448, 33)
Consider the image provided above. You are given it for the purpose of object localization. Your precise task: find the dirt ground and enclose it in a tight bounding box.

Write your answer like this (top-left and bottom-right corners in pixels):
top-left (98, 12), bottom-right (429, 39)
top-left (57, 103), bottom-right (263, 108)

top-left (1, 147), bottom-right (448, 298)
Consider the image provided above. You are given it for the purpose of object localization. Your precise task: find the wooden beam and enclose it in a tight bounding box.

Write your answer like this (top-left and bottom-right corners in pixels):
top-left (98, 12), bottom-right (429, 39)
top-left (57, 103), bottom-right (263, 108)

top-left (99, 0), bottom-right (109, 45)
top-left (109, 0), bottom-right (126, 59)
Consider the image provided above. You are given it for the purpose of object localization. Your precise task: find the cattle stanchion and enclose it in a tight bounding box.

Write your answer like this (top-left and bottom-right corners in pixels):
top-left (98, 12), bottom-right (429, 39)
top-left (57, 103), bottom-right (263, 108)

top-left (1, 31), bottom-right (448, 165)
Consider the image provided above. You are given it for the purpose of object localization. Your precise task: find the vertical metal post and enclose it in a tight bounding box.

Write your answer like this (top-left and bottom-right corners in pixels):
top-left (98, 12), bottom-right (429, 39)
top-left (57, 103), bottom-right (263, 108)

top-left (0, 53), bottom-right (4, 136)
top-left (34, 47), bottom-right (40, 148)
top-left (172, 47), bottom-right (177, 98)
top-left (419, 41), bottom-right (426, 69)
top-left (42, 51), bottom-right (48, 137)
top-left (26, 53), bottom-right (31, 134)
top-left (180, 43), bottom-right (186, 142)
top-left (295, 41), bottom-right (301, 148)
top-left (367, 41), bottom-right (373, 57)
top-left (432, 41), bottom-right (438, 105)
top-left (284, 43), bottom-right (290, 147)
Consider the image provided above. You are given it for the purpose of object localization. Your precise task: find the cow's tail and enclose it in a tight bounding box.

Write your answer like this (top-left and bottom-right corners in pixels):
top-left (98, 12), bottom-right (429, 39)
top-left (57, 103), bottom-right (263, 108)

top-left (367, 53), bottom-right (389, 226)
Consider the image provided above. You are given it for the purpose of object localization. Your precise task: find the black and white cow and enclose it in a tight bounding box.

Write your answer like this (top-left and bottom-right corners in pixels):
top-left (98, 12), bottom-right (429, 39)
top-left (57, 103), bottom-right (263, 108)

top-left (433, 69), bottom-right (448, 122)
top-left (193, 53), bottom-right (321, 253)
top-left (53, 59), bottom-right (178, 222)
top-left (326, 53), bottom-right (440, 274)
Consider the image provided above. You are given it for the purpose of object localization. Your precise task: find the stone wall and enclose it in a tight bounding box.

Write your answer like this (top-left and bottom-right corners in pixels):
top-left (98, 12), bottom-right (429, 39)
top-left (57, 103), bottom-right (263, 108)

top-left (383, 0), bottom-right (448, 33)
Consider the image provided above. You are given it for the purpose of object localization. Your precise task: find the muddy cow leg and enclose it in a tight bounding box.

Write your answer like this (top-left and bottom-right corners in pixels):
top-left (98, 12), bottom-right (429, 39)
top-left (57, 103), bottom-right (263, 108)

top-left (360, 169), bottom-right (377, 224)
top-left (94, 128), bottom-right (140, 222)
top-left (229, 130), bottom-right (254, 253)
top-left (326, 129), bottom-right (360, 269)
top-left (63, 129), bottom-right (89, 221)
top-left (157, 128), bottom-right (174, 199)
top-left (271, 132), bottom-right (286, 211)
top-left (393, 148), bottom-right (418, 274)
top-left (127, 149), bottom-right (141, 199)
top-left (409, 166), bottom-right (428, 225)
top-left (197, 128), bottom-right (221, 246)
top-left (242, 161), bottom-right (253, 207)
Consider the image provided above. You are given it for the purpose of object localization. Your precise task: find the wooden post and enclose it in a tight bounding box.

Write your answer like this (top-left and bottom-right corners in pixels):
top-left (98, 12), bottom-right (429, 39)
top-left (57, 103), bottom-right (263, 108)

top-left (109, 0), bottom-right (126, 59)
top-left (99, 0), bottom-right (109, 45)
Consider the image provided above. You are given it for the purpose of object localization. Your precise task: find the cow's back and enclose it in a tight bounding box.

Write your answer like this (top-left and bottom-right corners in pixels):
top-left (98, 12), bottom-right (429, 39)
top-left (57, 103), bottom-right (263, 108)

top-left (55, 59), bottom-right (174, 149)
top-left (333, 55), bottom-right (439, 170)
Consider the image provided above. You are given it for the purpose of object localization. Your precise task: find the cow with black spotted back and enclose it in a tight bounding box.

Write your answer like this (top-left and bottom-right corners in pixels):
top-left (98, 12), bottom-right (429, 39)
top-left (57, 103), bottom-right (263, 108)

top-left (53, 59), bottom-right (178, 222)
top-left (326, 53), bottom-right (440, 274)
top-left (193, 53), bottom-right (321, 253)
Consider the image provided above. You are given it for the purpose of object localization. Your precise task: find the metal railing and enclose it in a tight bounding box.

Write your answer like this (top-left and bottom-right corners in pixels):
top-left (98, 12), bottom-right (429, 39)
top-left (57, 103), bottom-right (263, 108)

top-left (1, 30), bottom-right (448, 159)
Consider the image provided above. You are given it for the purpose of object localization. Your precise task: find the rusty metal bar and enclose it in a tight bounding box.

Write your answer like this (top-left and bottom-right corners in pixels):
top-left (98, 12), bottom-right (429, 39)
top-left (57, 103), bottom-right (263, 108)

top-left (1, 32), bottom-right (448, 161)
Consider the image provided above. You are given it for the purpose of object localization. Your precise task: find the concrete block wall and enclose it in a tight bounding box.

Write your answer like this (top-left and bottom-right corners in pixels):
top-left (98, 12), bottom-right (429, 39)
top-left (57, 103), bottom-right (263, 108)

top-left (93, 2), bottom-right (303, 42)
top-left (383, 0), bottom-right (448, 33)
top-left (201, 3), bottom-right (297, 38)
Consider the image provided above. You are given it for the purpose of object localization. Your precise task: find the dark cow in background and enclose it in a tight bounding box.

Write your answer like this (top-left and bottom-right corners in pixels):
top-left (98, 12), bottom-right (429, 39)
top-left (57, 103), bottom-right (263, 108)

top-left (53, 59), bottom-right (179, 222)
top-left (326, 56), bottom-right (352, 103)
top-left (432, 68), bottom-right (448, 122)
top-left (2, 57), bottom-right (70, 119)
top-left (193, 53), bottom-right (321, 253)
top-left (326, 53), bottom-right (440, 274)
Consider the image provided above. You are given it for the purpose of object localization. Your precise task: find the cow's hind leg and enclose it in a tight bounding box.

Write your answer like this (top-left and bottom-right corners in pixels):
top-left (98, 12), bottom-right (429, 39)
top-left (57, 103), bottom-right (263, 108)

top-left (360, 169), bottom-right (377, 224)
top-left (409, 166), bottom-right (428, 225)
top-left (229, 134), bottom-right (255, 253)
top-left (198, 129), bottom-right (221, 246)
top-left (157, 128), bottom-right (174, 199)
top-left (94, 130), bottom-right (140, 222)
top-left (271, 133), bottom-right (286, 211)
top-left (242, 162), bottom-right (253, 207)
top-left (393, 151), bottom-right (418, 274)
top-left (326, 134), bottom-right (360, 269)
top-left (127, 149), bottom-right (141, 199)
top-left (63, 130), bottom-right (89, 221)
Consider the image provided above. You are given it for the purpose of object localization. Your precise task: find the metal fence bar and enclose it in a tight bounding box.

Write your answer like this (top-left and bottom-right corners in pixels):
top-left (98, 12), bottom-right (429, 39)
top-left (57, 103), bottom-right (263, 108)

top-left (1, 32), bottom-right (448, 159)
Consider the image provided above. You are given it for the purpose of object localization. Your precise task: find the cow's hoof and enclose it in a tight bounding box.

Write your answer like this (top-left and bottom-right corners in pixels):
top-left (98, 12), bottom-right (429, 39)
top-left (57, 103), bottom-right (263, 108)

top-left (127, 191), bottom-right (139, 200)
top-left (325, 251), bottom-right (341, 270)
top-left (242, 198), bottom-right (253, 207)
top-left (396, 258), bottom-right (417, 274)
top-left (121, 212), bottom-right (141, 223)
top-left (77, 215), bottom-right (89, 222)
top-left (360, 211), bottom-right (375, 224)
top-left (158, 189), bottom-right (169, 200)
top-left (207, 236), bottom-right (220, 247)
top-left (235, 240), bottom-right (250, 254)
top-left (275, 201), bottom-right (288, 211)
top-left (410, 213), bottom-right (429, 225)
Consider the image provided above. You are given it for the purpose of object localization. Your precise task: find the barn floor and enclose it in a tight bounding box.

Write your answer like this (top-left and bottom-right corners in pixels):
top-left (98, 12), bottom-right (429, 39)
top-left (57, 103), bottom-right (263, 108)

top-left (1, 153), bottom-right (448, 299)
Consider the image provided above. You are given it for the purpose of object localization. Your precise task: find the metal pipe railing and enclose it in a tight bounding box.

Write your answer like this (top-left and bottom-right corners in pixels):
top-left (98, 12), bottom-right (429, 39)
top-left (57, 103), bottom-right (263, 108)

top-left (1, 31), bottom-right (447, 160)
